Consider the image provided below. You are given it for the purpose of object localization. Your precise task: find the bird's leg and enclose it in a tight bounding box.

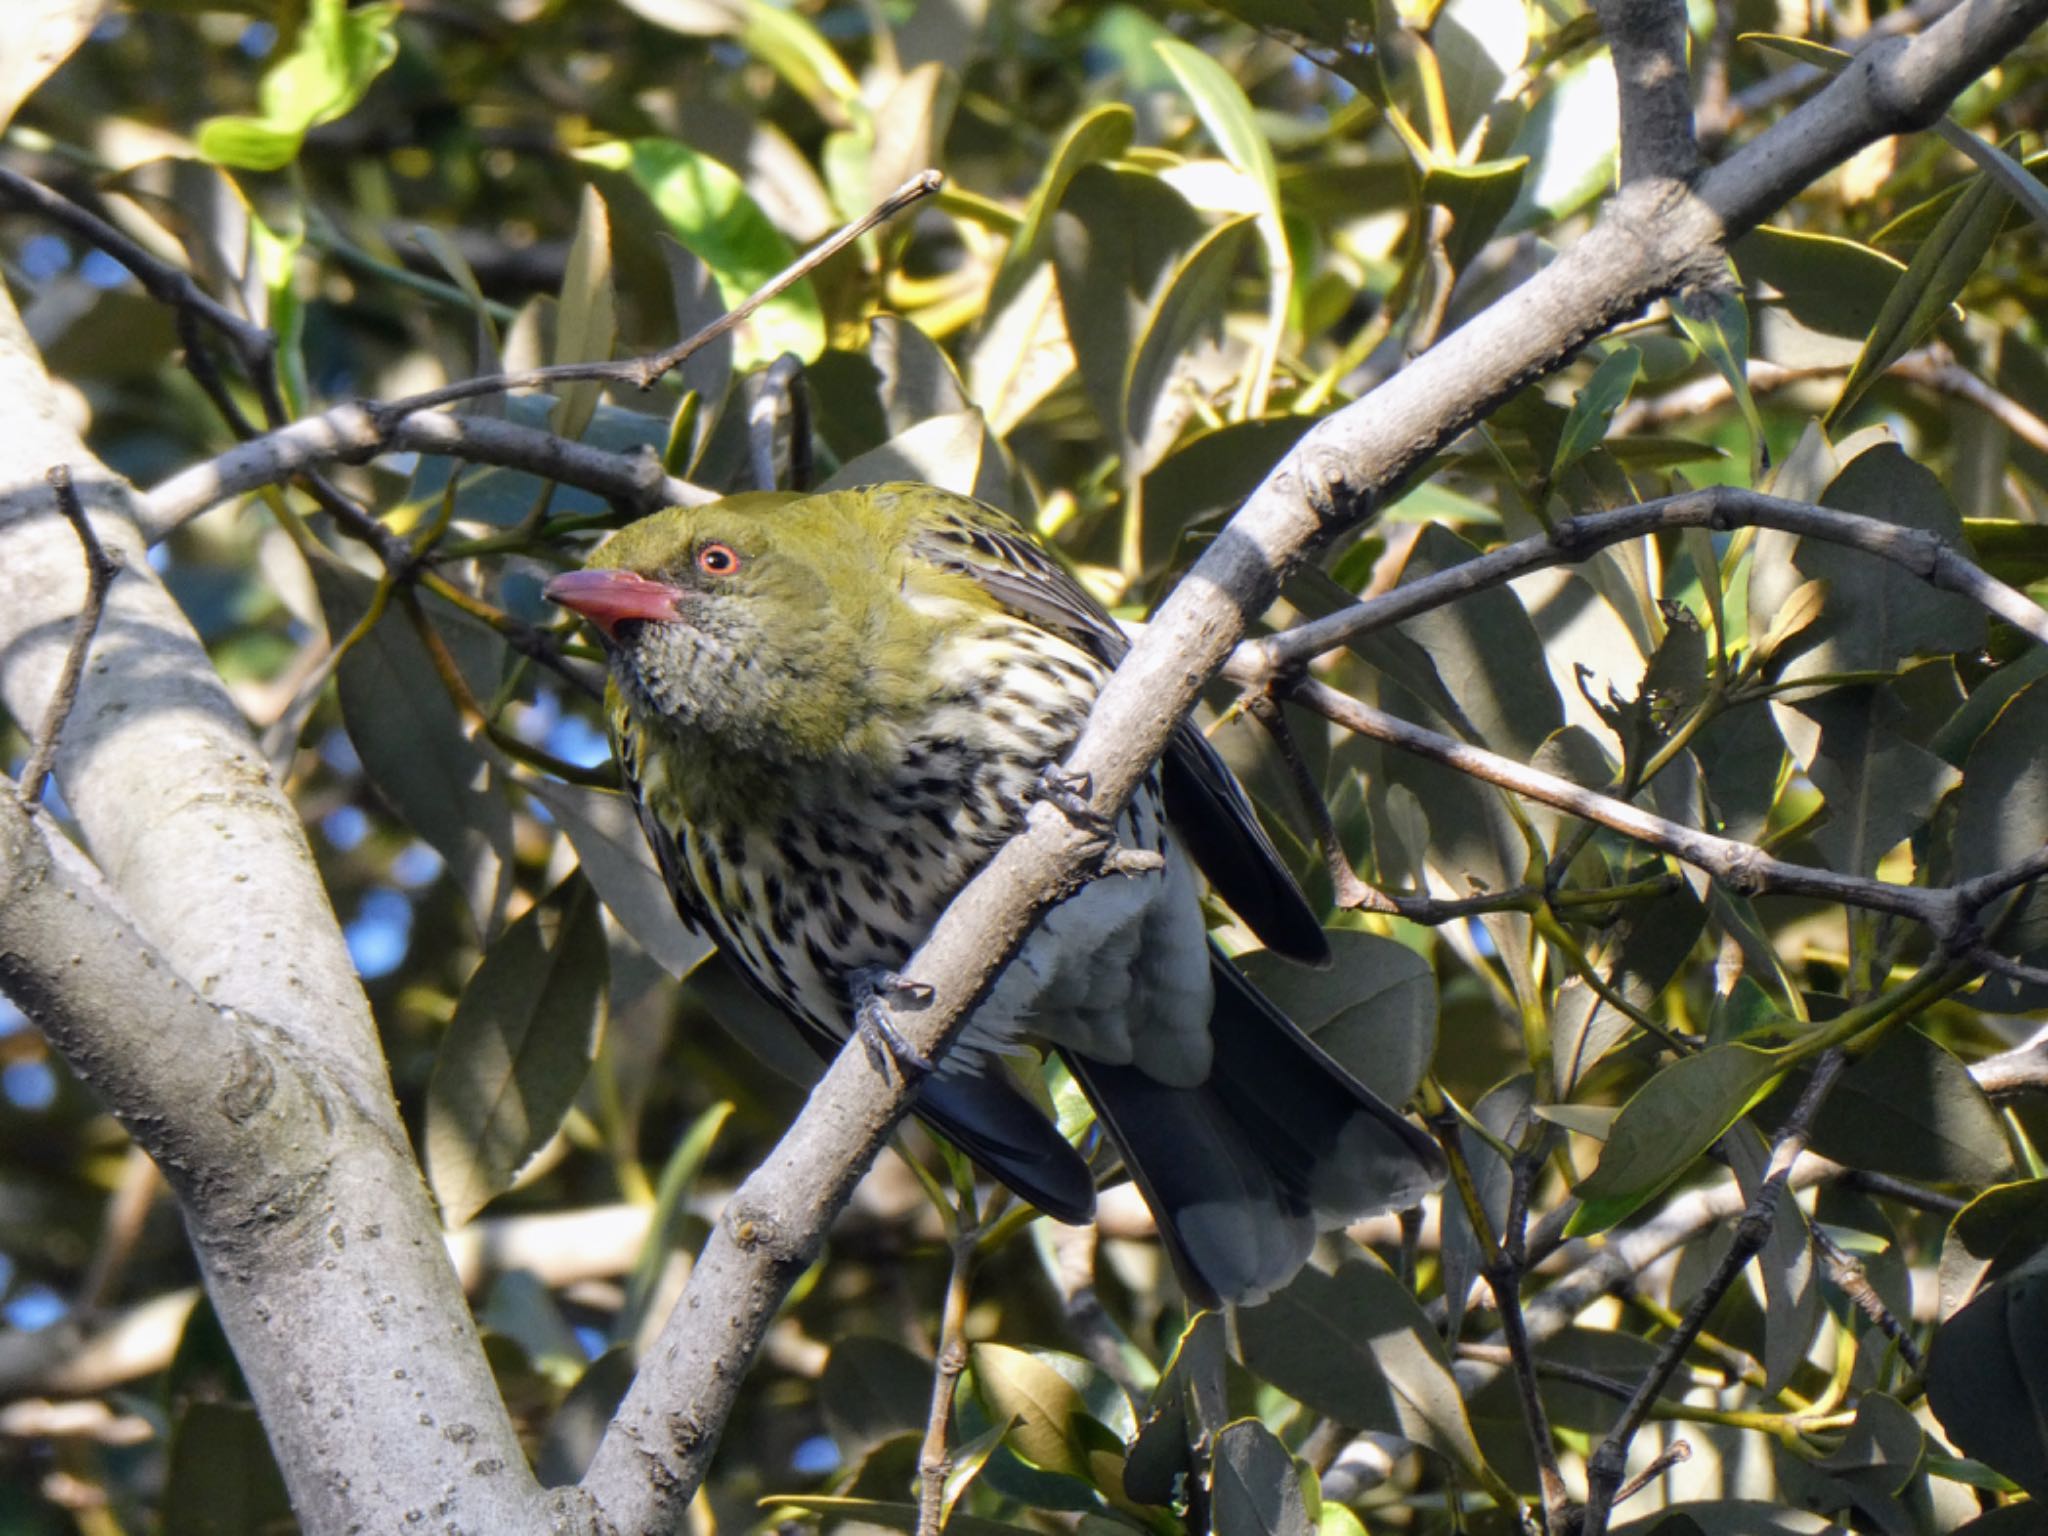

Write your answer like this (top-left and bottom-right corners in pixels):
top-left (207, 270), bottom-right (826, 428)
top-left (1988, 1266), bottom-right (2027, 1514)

top-left (848, 966), bottom-right (936, 1078)
top-left (1027, 764), bottom-right (1111, 835)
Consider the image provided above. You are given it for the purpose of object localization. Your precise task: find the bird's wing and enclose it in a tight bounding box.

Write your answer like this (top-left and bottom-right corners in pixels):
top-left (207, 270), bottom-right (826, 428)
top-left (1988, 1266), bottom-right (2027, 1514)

top-left (912, 509), bottom-right (1330, 965)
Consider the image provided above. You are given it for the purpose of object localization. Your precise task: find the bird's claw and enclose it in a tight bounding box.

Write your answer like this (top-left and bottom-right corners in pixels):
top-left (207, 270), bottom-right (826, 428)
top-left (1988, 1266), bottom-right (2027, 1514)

top-left (850, 967), bottom-right (935, 1079)
top-left (1028, 764), bottom-right (1111, 834)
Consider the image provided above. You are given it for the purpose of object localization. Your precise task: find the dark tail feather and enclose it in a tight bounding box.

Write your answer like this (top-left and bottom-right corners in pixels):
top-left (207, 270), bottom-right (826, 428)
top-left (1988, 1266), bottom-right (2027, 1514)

top-left (916, 1067), bottom-right (1098, 1225)
top-left (1067, 950), bottom-right (1445, 1306)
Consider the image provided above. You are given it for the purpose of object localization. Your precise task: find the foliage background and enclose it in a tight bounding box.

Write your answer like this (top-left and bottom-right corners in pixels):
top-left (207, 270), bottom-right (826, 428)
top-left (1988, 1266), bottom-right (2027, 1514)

top-left (0, 0), bottom-right (2045, 1532)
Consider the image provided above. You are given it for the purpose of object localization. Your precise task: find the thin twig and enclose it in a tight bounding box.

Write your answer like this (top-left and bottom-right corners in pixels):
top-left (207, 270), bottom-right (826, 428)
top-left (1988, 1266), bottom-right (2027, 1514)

top-left (915, 1235), bottom-right (975, 1536)
top-left (1579, 1049), bottom-right (1849, 1536)
top-left (0, 167), bottom-right (276, 377)
top-left (1234, 485), bottom-right (2048, 681)
top-left (372, 172), bottom-right (943, 420)
top-left (1491, 1154), bottom-right (1572, 1534)
top-left (1812, 1226), bottom-right (1926, 1374)
top-left (18, 467), bottom-right (121, 812)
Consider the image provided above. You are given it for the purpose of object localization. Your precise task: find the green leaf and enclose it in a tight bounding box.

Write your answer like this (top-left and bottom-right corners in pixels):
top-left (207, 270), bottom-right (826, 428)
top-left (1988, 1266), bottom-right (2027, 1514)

top-left (311, 563), bottom-right (513, 934)
top-left (1827, 167), bottom-right (2012, 428)
top-left (578, 138), bottom-right (824, 369)
top-left (1212, 1420), bottom-right (1312, 1536)
top-left (1801, 1027), bottom-right (2012, 1186)
top-left (426, 874), bottom-right (610, 1226)
top-left (196, 0), bottom-right (399, 171)
top-left (970, 1343), bottom-right (1128, 1481)
top-left (1552, 885), bottom-right (1706, 1095)
top-left (1423, 157), bottom-right (1529, 275)
top-left (620, 1100), bottom-right (733, 1335)
top-left (1236, 929), bottom-right (1436, 1110)
top-left (1236, 1252), bottom-right (1487, 1477)
top-left (1672, 280), bottom-right (1766, 481)
top-left (1732, 225), bottom-right (1910, 356)
top-left (1726, 1126), bottom-right (1820, 1396)
top-left (988, 104), bottom-right (1135, 316)
top-left (1124, 215), bottom-right (1256, 469)
top-left (614, 0), bottom-right (861, 129)
top-left (520, 777), bottom-right (711, 981)
top-left (1927, 1258), bottom-right (2048, 1500)
top-left (552, 184), bottom-right (618, 444)
top-left (1568, 1043), bottom-right (1788, 1235)
top-left (1551, 345), bottom-right (1640, 479)
top-left (1940, 1180), bottom-right (2048, 1318)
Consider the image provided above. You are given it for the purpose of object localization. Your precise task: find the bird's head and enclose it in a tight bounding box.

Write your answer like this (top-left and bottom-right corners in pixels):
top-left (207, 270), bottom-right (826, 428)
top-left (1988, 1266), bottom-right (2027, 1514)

top-left (544, 490), bottom-right (967, 766)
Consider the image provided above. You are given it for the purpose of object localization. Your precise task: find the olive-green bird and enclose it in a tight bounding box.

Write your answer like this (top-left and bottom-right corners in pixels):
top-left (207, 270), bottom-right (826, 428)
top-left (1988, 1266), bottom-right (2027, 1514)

top-left (545, 482), bottom-right (1443, 1304)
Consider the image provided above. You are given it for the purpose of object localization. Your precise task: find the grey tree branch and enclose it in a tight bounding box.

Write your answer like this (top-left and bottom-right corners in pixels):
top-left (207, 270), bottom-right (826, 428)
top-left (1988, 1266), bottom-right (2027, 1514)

top-left (578, 4), bottom-right (2048, 1529)
top-left (0, 292), bottom-right (571, 1533)
top-left (1594, 0), bottom-right (1703, 188)
top-left (140, 401), bottom-right (715, 543)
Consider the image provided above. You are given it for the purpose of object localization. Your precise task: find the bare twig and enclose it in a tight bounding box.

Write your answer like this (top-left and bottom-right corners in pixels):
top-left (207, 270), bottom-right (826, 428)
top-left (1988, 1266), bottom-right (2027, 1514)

top-left (0, 166), bottom-right (276, 377)
top-left (17, 466), bottom-right (121, 811)
top-left (1812, 1226), bottom-right (1926, 1373)
top-left (369, 172), bottom-right (942, 420)
top-left (1236, 485), bottom-right (2048, 682)
top-left (1971, 1021), bottom-right (2048, 1097)
top-left (1580, 1049), bottom-right (1848, 1536)
top-left (915, 1236), bottom-right (975, 1536)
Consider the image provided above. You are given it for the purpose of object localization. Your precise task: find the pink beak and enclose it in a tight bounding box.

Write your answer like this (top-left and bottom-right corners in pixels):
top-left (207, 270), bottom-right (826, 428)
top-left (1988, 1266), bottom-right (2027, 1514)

top-left (544, 569), bottom-right (685, 640)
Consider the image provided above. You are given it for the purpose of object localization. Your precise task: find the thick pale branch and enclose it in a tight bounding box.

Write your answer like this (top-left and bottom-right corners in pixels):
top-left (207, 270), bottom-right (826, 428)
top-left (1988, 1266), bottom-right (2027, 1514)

top-left (0, 286), bottom-right (565, 1534)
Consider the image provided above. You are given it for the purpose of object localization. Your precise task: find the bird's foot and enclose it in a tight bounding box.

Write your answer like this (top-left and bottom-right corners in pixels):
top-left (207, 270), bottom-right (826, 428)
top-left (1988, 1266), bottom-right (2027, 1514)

top-left (849, 967), bottom-right (936, 1079)
top-left (1028, 764), bottom-right (1110, 835)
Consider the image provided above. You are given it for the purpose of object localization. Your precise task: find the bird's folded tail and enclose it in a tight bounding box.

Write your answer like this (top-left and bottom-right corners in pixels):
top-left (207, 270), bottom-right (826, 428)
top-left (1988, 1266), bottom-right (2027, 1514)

top-left (1066, 949), bottom-right (1445, 1306)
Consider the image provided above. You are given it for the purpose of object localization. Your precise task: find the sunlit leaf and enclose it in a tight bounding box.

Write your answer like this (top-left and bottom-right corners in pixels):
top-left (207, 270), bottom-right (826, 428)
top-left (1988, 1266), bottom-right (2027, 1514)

top-left (196, 0), bottom-right (399, 170)
top-left (578, 138), bottom-right (825, 369)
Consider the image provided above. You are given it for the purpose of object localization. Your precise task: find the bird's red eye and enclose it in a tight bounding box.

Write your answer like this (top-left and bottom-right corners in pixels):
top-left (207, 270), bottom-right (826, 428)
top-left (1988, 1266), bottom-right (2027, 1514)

top-left (696, 542), bottom-right (741, 577)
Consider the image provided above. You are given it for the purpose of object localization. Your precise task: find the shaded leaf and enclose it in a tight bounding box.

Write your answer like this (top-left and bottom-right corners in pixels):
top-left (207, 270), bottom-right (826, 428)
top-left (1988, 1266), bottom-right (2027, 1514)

top-left (1828, 165), bottom-right (2012, 427)
top-left (1236, 929), bottom-right (1435, 1109)
top-left (1124, 216), bottom-right (1256, 469)
top-left (821, 1336), bottom-right (936, 1455)
top-left (1236, 1253), bottom-right (1486, 1475)
top-left (1940, 1180), bottom-right (2048, 1318)
top-left (312, 562), bottom-right (512, 934)
top-left (426, 875), bottom-right (609, 1226)
top-left (1749, 444), bottom-right (1985, 689)
top-left (989, 104), bottom-right (1134, 317)
top-left (1926, 1259), bottom-right (2048, 1501)
top-left (522, 776), bottom-right (710, 981)
top-left (1569, 1043), bottom-right (1787, 1235)
top-left (1797, 1027), bottom-right (2012, 1187)
top-left (1212, 1420), bottom-right (1311, 1536)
